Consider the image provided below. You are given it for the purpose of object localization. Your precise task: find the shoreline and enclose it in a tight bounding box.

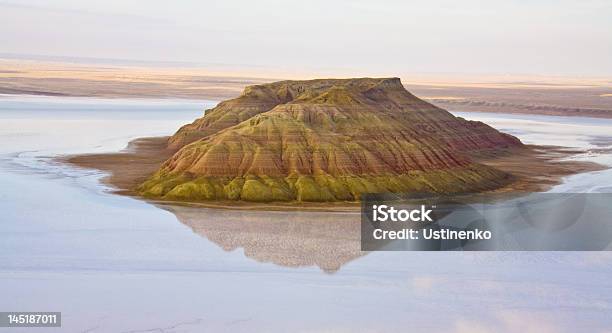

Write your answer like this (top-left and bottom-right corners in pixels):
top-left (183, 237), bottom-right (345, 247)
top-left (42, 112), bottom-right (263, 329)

top-left (3, 59), bottom-right (612, 119)
top-left (62, 137), bottom-right (606, 212)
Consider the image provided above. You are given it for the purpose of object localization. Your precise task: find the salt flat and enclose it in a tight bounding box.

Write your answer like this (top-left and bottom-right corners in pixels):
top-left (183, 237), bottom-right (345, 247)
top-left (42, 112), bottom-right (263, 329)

top-left (1, 96), bottom-right (612, 332)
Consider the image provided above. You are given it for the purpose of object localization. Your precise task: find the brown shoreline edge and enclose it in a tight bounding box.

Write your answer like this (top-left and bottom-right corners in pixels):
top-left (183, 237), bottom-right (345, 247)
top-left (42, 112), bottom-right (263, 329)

top-left (61, 136), bottom-right (606, 271)
top-left (62, 136), bottom-right (605, 212)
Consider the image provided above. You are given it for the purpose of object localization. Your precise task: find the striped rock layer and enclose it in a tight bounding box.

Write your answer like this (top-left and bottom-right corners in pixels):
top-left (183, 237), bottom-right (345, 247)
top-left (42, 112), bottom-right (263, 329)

top-left (140, 78), bottom-right (522, 202)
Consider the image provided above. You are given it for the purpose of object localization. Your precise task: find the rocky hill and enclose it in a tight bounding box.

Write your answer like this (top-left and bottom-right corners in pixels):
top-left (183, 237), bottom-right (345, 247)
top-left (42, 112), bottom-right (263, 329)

top-left (139, 78), bottom-right (522, 202)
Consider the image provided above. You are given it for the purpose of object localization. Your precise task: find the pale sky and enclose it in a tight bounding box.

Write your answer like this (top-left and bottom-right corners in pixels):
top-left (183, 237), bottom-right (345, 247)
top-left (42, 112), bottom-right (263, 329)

top-left (2, 0), bottom-right (611, 76)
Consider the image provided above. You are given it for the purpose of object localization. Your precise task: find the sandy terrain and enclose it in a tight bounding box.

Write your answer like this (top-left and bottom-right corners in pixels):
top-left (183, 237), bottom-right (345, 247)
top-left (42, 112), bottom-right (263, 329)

top-left (2, 59), bottom-right (611, 118)
top-left (410, 84), bottom-right (612, 119)
top-left (0, 59), bottom-right (269, 100)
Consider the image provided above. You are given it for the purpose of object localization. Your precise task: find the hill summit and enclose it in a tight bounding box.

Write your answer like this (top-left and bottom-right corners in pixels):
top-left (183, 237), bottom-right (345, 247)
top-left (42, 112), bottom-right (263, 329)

top-left (139, 78), bottom-right (522, 202)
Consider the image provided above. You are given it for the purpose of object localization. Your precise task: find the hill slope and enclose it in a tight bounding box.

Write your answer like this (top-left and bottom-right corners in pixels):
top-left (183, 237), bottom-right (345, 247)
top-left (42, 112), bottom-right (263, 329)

top-left (140, 78), bottom-right (522, 202)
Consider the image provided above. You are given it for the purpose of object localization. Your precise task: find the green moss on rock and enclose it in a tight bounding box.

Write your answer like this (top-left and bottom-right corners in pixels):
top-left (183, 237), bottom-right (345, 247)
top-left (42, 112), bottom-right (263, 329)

top-left (138, 78), bottom-right (522, 203)
top-left (137, 164), bottom-right (513, 203)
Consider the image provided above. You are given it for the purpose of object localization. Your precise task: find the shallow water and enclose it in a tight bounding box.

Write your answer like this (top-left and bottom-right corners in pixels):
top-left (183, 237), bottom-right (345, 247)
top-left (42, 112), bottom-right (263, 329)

top-left (455, 111), bottom-right (612, 193)
top-left (1, 96), bottom-right (612, 332)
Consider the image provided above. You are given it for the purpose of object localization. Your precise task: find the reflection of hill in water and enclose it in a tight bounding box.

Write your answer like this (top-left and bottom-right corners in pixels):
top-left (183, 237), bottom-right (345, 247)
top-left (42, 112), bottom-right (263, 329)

top-left (158, 205), bottom-right (363, 273)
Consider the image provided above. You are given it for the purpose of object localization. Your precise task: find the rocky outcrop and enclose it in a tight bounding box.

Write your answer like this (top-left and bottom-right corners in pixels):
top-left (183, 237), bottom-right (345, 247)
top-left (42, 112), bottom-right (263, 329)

top-left (140, 78), bottom-right (522, 202)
